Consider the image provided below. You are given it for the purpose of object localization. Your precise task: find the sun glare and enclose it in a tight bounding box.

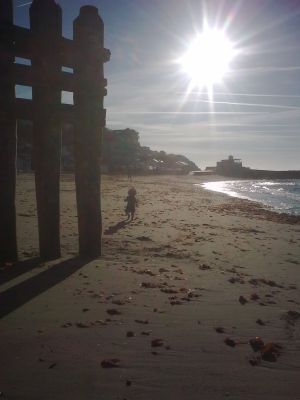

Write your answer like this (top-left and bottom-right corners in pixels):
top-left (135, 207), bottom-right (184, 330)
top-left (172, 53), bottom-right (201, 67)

top-left (179, 28), bottom-right (236, 93)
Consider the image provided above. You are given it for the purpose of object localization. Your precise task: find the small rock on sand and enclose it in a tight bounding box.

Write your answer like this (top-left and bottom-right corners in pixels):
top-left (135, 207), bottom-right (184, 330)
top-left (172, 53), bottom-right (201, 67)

top-left (224, 338), bottom-right (236, 347)
top-left (106, 309), bottom-right (122, 316)
top-left (239, 295), bottom-right (248, 305)
top-left (151, 338), bottom-right (164, 347)
top-left (101, 359), bottom-right (120, 368)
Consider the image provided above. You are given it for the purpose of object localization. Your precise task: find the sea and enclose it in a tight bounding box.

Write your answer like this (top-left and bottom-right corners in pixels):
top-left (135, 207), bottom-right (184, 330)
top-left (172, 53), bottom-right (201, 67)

top-left (202, 179), bottom-right (300, 216)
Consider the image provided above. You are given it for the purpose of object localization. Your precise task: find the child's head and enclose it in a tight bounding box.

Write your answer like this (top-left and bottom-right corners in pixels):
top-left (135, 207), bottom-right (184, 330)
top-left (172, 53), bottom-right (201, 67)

top-left (128, 187), bottom-right (137, 196)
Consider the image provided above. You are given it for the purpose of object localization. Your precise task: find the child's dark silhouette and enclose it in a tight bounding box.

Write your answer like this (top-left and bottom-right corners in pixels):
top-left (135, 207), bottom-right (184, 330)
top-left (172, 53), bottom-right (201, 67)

top-left (125, 188), bottom-right (138, 221)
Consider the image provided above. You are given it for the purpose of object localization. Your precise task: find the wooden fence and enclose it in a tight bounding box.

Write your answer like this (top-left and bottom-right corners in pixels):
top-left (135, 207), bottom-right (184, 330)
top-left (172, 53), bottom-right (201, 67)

top-left (0, 0), bottom-right (110, 262)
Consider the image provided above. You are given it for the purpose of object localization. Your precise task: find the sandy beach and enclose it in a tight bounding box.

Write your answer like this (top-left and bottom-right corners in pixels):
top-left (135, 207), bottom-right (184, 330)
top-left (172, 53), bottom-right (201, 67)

top-left (1, 173), bottom-right (300, 400)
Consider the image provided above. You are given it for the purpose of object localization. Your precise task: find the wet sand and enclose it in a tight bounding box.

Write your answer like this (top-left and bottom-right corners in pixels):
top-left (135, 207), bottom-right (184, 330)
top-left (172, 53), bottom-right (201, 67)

top-left (1, 173), bottom-right (300, 400)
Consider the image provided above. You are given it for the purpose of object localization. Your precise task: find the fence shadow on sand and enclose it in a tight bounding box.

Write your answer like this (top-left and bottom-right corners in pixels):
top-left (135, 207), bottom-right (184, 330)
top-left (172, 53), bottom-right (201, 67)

top-left (0, 256), bottom-right (89, 318)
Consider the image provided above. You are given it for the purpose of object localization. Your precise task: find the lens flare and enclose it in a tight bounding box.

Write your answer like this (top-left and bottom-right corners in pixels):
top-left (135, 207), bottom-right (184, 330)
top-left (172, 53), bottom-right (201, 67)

top-left (179, 28), bottom-right (236, 92)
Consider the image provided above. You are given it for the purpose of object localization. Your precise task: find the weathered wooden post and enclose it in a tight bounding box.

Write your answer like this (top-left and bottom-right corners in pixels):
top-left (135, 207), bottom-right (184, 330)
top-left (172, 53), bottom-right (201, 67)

top-left (30, 0), bottom-right (62, 260)
top-left (73, 6), bottom-right (109, 257)
top-left (0, 0), bottom-right (18, 262)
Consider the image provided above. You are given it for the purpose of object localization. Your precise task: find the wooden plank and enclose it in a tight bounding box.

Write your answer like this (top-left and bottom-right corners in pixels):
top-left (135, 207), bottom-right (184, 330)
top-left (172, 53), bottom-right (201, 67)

top-left (12, 26), bottom-right (32, 60)
top-left (14, 63), bottom-right (75, 92)
top-left (73, 6), bottom-right (108, 258)
top-left (0, 0), bottom-right (18, 262)
top-left (14, 98), bottom-right (99, 125)
top-left (60, 37), bottom-right (75, 68)
top-left (13, 26), bottom-right (75, 69)
top-left (13, 63), bottom-right (32, 87)
top-left (60, 70), bottom-right (74, 92)
top-left (12, 26), bottom-right (108, 68)
top-left (60, 103), bottom-right (75, 123)
top-left (15, 98), bottom-right (33, 121)
top-left (30, 0), bottom-right (63, 260)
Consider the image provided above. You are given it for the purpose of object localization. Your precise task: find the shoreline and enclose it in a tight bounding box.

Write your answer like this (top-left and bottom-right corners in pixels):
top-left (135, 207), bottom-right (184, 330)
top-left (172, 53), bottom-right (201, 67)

top-left (200, 178), bottom-right (300, 220)
top-left (1, 174), bottom-right (299, 399)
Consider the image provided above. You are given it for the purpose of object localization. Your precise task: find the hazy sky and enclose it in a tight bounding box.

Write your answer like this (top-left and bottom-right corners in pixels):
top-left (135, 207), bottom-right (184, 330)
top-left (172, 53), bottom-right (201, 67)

top-left (14, 0), bottom-right (300, 170)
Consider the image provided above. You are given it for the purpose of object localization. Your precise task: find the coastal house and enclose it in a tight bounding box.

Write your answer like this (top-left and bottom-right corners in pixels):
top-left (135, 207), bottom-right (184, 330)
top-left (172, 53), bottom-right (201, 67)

top-left (149, 158), bottom-right (192, 174)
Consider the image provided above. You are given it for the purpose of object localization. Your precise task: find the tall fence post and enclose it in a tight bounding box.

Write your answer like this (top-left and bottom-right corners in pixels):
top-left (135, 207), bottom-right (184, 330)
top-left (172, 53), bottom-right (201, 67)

top-left (73, 6), bottom-right (109, 257)
top-left (0, 0), bottom-right (18, 262)
top-left (30, 0), bottom-right (62, 260)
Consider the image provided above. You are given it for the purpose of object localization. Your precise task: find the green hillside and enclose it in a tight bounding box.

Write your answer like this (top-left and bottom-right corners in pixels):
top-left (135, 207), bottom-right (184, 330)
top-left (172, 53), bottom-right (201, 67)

top-left (17, 121), bottom-right (198, 174)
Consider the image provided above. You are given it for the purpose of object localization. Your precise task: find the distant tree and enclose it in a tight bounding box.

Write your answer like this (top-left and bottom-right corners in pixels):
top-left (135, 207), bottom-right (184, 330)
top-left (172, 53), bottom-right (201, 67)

top-left (102, 128), bottom-right (139, 172)
top-left (16, 124), bottom-right (199, 174)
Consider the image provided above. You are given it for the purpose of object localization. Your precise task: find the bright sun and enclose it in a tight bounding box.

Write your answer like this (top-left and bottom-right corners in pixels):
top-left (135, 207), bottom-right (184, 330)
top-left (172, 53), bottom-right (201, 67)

top-left (179, 28), bottom-right (236, 92)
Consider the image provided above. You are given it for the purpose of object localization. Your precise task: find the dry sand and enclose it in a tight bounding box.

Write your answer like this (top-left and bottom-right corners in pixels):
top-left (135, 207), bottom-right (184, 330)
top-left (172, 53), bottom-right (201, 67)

top-left (1, 173), bottom-right (300, 400)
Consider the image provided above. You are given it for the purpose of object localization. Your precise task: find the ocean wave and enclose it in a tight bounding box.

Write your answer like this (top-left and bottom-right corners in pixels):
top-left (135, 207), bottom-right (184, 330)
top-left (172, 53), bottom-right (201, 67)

top-left (200, 179), bottom-right (300, 216)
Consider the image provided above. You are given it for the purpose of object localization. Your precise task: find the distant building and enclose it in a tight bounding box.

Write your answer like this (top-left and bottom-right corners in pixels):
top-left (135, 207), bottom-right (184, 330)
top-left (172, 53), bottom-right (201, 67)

top-left (205, 166), bottom-right (216, 172)
top-left (216, 155), bottom-right (244, 176)
top-left (191, 166), bottom-right (217, 176)
top-left (215, 155), bottom-right (300, 179)
top-left (191, 169), bottom-right (218, 176)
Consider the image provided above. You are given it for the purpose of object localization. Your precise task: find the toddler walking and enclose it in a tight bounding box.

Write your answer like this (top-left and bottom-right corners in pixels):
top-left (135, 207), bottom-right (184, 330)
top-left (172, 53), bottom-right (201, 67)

top-left (125, 187), bottom-right (138, 221)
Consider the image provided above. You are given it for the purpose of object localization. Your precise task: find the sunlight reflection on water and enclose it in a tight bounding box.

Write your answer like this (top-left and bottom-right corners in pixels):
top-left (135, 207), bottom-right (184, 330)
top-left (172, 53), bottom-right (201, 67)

top-left (199, 179), bottom-right (300, 216)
